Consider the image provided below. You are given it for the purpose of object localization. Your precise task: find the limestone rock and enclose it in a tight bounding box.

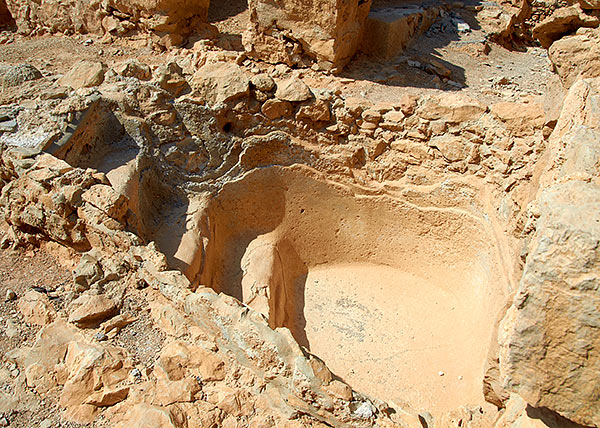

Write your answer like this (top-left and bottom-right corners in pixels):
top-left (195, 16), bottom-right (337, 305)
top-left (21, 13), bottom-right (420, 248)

top-left (22, 319), bottom-right (83, 394)
top-left (490, 102), bottom-right (545, 136)
top-left (275, 77), bottom-right (312, 102)
top-left (532, 4), bottom-right (600, 49)
top-left (498, 180), bottom-right (600, 427)
top-left (243, 0), bottom-right (373, 70)
top-left (81, 184), bottom-right (128, 221)
top-left (18, 290), bottom-right (56, 325)
top-left (0, 64), bottom-right (42, 88)
top-left (191, 62), bottom-right (249, 106)
top-left (251, 74), bottom-right (275, 92)
top-left (361, 4), bottom-right (441, 59)
top-left (68, 294), bottom-right (118, 326)
top-left (261, 99), bottom-right (293, 120)
top-left (73, 253), bottom-right (103, 290)
top-left (113, 403), bottom-right (185, 428)
top-left (114, 60), bottom-right (152, 81)
top-left (60, 340), bottom-right (131, 423)
top-left (548, 27), bottom-right (600, 88)
top-left (419, 93), bottom-right (487, 123)
top-left (429, 135), bottom-right (471, 162)
top-left (296, 99), bottom-right (331, 122)
top-left (58, 61), bottom-right (106, 89)
top-left (157, 340), bottom-right (226, 383)
top-left (4, 0), bottom-right (104, 34)
top-left (155, 62), bottom-right (189, 96)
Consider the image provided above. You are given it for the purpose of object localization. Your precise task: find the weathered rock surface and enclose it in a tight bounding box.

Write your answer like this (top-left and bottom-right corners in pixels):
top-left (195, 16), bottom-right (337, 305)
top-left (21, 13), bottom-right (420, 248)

top-left (532, 4), bottom-right (600, 48)
top-left (3, 0), bottom-right (209, 41)
top-left (361, 4), bottom-right (440, 59)
top-left (18, 290), bottom-right (56, 325)
top-left (243, 0), bottom-right (373, 70)
top-left (58, 61), bottom-right (106, 89)
top-left (549, 27), bottom-right (600, 88)
top-left (275, 77), bottom-right (313, 102)
top-left (68, 293), bottom-right (118, 326)
top-left (191, 62), bottom-right (249, 106)
top-left (0, 64), bottom-right (42, 88)
top-left (499, 181), bottom-right (600, 427)
top-left (498, 78), bottom-right (600, 427)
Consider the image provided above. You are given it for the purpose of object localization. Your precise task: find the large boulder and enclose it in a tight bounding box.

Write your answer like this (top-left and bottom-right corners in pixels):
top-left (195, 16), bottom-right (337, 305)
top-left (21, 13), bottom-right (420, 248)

top-left (548, 27), bottom-right (600, 88)
top-left (498, 78), bottom-right (600, 427)
top-left (498, 181), bottom-right (600, 427)
top-left (532, 4), bottom-right (600, 49)
top-left (243, 0), bottom-right (373, 71)
top-left (191, 62), bottom-right (249, 106)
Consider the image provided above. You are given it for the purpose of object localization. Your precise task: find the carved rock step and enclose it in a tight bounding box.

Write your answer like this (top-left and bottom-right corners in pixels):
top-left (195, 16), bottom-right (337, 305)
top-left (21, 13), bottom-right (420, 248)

top-left (361, 3), bottom-right (441, 59)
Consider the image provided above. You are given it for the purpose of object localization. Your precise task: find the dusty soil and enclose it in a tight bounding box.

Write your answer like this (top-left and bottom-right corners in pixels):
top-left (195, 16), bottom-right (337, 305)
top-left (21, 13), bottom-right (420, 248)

top-left (301, 263), bottom-right (498, 415)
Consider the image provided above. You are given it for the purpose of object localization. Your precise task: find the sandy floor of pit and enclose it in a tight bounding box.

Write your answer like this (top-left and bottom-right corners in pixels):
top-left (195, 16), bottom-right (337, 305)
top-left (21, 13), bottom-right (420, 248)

top-left (298, 262), bottom-right (493, 414)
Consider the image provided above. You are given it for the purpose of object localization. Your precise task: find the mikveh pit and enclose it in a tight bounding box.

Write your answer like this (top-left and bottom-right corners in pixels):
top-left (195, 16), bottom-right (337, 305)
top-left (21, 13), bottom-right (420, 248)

top-left (176, 165), bottom-right (511, 415)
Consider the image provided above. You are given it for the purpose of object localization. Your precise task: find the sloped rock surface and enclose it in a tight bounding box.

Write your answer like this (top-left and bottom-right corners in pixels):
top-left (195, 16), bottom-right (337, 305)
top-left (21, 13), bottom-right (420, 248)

top-left (549, 27), bottom-right (600, 88)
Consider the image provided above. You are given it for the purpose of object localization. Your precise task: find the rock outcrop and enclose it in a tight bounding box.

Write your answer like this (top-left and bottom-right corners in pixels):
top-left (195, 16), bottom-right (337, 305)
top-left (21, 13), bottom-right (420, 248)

top-left (548, 27), bottom-right (600, 88)
top-left (498, 77), bottom-right (600, 427)
top-left (2, 0), bottom-right (210, 45)
top-left (243, 0), bottom-right (373, 71)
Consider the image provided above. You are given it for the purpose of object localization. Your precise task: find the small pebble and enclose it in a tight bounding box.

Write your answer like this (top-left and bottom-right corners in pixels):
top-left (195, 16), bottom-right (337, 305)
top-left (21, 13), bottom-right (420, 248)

top-left (94, 331), bottom-right (107, 341)
top-left (39, 419), bottom-right (52, 428)
top-left (438, 371), bottom-right (445, 376)
top-left (0, 416), bottom-right (8, 427)
top-left (458, 375), bottom-right (464, 380)
top-left (130, 368), bottom-right (141, 378)
top-left (5, 289), bottom-right (16, 301)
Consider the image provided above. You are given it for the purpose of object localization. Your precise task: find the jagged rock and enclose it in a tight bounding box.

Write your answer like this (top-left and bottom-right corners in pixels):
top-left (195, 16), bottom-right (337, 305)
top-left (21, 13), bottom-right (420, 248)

top-left (4, 0), bottom-right (104, 34)
top-left (155, 62), bottom-right (189, 96)
top-left (113, 403), bottom-right (185, 428)
top-left (532, 4), bottom-right (600, 48)
top-left (191, 62), bottom-right (249, 106)
top-left (419, 93), bottom-right (487, 122)
top-left (429, 135), bottom-right (471, 162)
top-left (490, 101), bottom-right (545, 136)
top-left (17, 290), bottom-right (56, 325)
top-left (243, 0), bottom-right (373, 70)
top-left (81, 184), bottom-right (128, 221)
top-left (261, 99), bottom-right (293, 120)
top-left (275, 77), bottom-right (312, 102)
top-left (251, 74), bottom-right (275, 92)
top-left (5, 289), bottom-right (16, 301)
top-left (73, 253), bottom-right (103, 290)
top-left (114, 59), bottom-right (152, 81)
top-left (499, 180), bottom-right (600, 427)
top-left (0, 64), bottom-right (42, 88)
top-left (23, 320), bottom-right (83, 394)
top-left (548, 27), bottom-right (600, 88)
top-left (68, 294), bottom-right (118, 326)
top-left (60, 340), bottom-right (132, 423)
top-left (296, 99), bottom-right (331, 122)
top-left (157, 340), bottom-right (226, 383)
top-left (57, 61), bottom-right (106, 89)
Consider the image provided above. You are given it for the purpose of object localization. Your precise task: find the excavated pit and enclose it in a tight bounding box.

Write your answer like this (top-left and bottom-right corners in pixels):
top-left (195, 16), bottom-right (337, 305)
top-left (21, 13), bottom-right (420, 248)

top-left (187, 165), bottom-right (510, 414)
